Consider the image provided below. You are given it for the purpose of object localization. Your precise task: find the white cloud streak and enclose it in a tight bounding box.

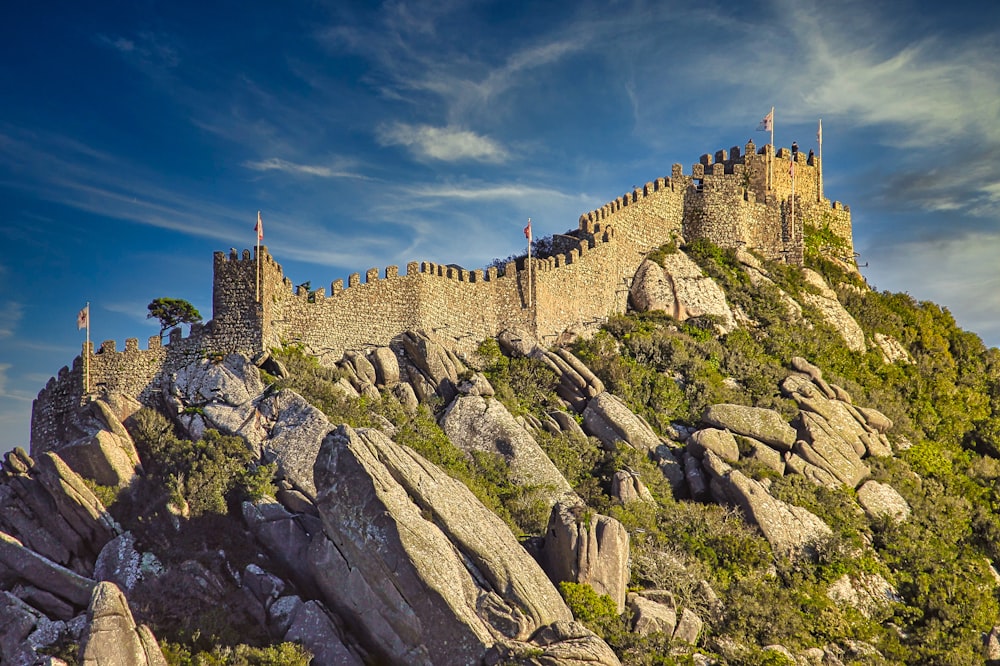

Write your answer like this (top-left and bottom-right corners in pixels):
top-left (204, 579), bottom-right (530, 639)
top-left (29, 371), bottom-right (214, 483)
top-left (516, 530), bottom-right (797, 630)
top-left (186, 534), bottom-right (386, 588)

top-left (377, 123), bottom-right (509, 163)
top-left (243, 158), bottom-right (371, 180)
top-left (0, 302), bottom-right (23, 340)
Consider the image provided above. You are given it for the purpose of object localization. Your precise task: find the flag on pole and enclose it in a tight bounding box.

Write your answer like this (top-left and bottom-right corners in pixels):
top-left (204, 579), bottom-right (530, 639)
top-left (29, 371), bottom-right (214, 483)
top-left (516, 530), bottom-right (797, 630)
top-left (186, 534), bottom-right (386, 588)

top-left (524, 219), bottom-right (532, 240)
top-left (817, 119), bottom-right (823, 145)
top-left (77, 304), bottom-right (89, 330)
top-left (757, 109), bottom-right (773, 132)
top-left (255, 211), bottom-right (264, 241)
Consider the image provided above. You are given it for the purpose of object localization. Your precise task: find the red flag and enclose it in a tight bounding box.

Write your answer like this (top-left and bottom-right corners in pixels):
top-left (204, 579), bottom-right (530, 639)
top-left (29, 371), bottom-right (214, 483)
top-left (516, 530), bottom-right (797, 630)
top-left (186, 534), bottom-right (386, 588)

top-left (255, 211), bottom-right (264, 241)
top-left (523, 218), bottom-right (531, 240)
top-left (77, 304), bottom-right (89, 330)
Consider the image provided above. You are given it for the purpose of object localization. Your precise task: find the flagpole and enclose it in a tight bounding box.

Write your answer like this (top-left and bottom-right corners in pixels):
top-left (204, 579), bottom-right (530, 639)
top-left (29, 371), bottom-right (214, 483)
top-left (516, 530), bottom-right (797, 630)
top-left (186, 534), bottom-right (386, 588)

top-left (84, 302), bottom-right (90, 394)
top-left (256, 210), bottom-right (261, 304)
top-left (817, 118), bottom-right (823, 201)
top-left (769, 106), bottom-right (775, 191)
top-left (526, 218), bottom-right (533, 309)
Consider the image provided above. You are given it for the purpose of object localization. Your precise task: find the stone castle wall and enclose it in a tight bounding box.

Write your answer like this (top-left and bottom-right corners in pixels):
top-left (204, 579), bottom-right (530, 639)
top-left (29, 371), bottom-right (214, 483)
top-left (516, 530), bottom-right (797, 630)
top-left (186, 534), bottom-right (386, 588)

top-left (31, 143), bottom-right (855, 449)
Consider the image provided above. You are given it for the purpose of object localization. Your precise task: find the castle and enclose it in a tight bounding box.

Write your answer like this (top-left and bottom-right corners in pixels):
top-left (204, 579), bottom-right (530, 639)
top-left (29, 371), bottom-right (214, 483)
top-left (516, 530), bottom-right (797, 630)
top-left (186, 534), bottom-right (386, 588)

top-left (31, 141), bottom-right (852, 449)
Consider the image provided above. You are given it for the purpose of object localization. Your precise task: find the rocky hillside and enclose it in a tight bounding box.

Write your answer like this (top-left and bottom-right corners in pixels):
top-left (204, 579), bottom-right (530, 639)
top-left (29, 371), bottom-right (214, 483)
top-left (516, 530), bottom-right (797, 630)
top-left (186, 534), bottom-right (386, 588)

top-left (5, 233), bottom-right (1000, 665)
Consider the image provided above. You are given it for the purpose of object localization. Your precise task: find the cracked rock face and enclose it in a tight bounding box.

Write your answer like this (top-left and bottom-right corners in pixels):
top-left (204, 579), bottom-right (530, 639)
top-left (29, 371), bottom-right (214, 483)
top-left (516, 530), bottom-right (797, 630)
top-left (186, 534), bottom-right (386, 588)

top-left (308, 424), bottom-right (579, 665)
top-left (440, 394), bottom-right (574, 505)
top-left (629, 256), bottom-right (736, 332)
top-left (79, 581), bottom-right (166, 666)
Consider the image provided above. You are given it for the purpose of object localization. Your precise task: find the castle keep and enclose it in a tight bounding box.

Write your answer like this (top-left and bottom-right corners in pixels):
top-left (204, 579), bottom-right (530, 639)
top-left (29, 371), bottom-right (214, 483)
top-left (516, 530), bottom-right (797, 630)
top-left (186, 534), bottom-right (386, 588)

top-left (31, 141), bottom-right (852, 448)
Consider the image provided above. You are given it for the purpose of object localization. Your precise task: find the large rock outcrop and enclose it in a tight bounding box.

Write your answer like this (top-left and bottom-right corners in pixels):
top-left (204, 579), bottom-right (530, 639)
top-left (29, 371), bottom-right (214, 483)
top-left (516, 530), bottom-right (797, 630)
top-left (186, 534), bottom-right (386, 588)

top-left (543, 500), bottom-right (631, 613)
top-left (701, 404), bottom-right (797, 452)
top-left (701, 451), bottom-right (832, 557)
top-left (440, 394), bottom-right (574, 505)
top-left (257, 390), bottom-right (334, 498)
top-left (0, 449), bottom-right (120, 576)
top-left (166, 354), bottom-right (266, 444)
top-left (308, 424), bottom-right (614, 665)
top-left (629, 256), bottom-right (737, 333)
top-left (799, 269), bottom-right (866, 353)
top-left (31, 399), bottom-right (141, 488)
top-left (79, 581), bottom-right (166, 666)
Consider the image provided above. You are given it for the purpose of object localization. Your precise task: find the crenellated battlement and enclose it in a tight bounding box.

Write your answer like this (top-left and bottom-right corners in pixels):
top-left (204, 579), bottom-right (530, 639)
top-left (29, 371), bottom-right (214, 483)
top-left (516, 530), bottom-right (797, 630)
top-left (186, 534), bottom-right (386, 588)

top-left (32, 142), bottom-right (854, 451)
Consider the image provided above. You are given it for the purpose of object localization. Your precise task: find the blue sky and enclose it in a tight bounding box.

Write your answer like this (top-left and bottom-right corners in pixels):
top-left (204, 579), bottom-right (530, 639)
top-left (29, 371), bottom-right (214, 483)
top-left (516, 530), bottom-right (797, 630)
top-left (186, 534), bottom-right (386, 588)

top-left (2, 0), bottom-right (999, 452)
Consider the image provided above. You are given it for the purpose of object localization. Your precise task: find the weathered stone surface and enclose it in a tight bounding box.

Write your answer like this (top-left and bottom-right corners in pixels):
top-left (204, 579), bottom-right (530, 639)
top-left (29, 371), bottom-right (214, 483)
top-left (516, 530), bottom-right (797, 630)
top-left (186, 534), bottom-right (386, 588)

top-left (441, 395), bottom-right (574, 504)
top-left (743, 438), bottom-right (785, 474)
top-left (856, 406), bottom-right (893, 434)
top-left (0, 450), bottom-right (119, 577)
top-left (95, 532), bottom-right (145, 594)
top-left (549, 410), bottom-right (587, 438)
top-left (397, 330), bottom-right (465, 401)
top-left (784, 452), bottom-right (839, 487)
top-left (799, 269), bottom-right (866, 352)
top-left (169, 353), bottom-right (263, 408)
top-left (534, 349), bottom-right (604, 412)
top-left (258, 390), bottom-right (333, 498)
top-left (583, 393), bottom-right (661, 452)
top-left (79, 581), bottom-right (167, 666)
top-left (790, 357), bottom-right (836, 398)
top-left (492, 620), bottom-right (622, 665)
top-left (796, 413), bottom-right (870, 487)
top-left (702, 404), bottom-right (796, 451)
top-left (497, 327), bottom-right (540, 358)
top-left (309, 425), bottom-right (575, 665)
top-left (874, 332), bottom-right (913, 365)
top-left (672, 607), bottom-right (703, 645)
top-left (703, 451), bottom-right (832, 557)
top-left (856, 481), bottom-right (910, 522)
top-left (683, 451), bottom-right (709, 502)
top-left (611, 470), bottom-right (654, 504)
top-left (368, 346), bottom-right (401, 388)
top-left (283, 599), bottom-right (362, 666)
top-left (627, 592), bottom-right (676, 636)
top-left (392, 381), bottom-right (420, 412)
top-left (456, 372), bottom-right (496, 397)
top-left (543, 500), bottom-right (630, 613)
top-left (654, 445), bottom-right (686, 497)
top-left (986, 625), bottom-right (1000, 662)
top-left (827, 573), bottom-right (899, 618)
top-left (242, 499), bottom-right (319, 597)
top-left (58, 428), bottom-right (140, 488)
top-left (784, 376), bottom-right (872, 458)
top-left (0, 592), bottom-right (45, 665)
top-left (344, 350), bottom-right (377, 387)
top-left (32, 399), bottom-right (142, 489)
top-left (687, 428), bottom-right (739, 463)
top-left (629, 257), bottom-right (736, 332)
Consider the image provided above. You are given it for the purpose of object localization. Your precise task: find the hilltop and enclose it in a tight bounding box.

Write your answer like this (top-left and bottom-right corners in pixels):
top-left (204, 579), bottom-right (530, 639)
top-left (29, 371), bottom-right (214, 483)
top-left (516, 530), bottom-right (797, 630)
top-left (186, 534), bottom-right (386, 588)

top-left (5, 147), bottom-right (1000, 665)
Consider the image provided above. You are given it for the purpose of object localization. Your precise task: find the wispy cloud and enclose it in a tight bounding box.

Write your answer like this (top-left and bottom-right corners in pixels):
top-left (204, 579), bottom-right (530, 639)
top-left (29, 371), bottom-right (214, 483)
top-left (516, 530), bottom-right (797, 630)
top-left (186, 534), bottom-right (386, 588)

top-left (377, 123), bottom-right (509, 163)
top-left (864, 231), bottom-right (1000, 341)
top-left (403, 181), bottom-right (583, 202)
top-left (0, 364), bottom-right (32, 402)
top-left (243, 157), bottom-right (371, 180)
top-left (0, 126), bottom-right (259, 243)
top-left (96, 31), bottom-right (181, 70)
top-left (0, 302), bottom-right (23, 339)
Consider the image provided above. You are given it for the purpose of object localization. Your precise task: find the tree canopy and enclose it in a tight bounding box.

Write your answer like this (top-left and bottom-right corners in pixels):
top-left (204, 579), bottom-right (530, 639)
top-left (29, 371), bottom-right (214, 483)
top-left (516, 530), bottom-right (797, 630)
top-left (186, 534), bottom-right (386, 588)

top-left (147, 297), bottom-right (202, 337)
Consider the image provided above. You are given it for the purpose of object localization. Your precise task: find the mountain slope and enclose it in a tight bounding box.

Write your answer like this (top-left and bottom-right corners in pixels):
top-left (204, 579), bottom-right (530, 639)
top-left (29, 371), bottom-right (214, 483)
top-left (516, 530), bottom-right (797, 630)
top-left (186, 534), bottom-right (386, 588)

top-left (5, 233), bottom-right (1000, 665)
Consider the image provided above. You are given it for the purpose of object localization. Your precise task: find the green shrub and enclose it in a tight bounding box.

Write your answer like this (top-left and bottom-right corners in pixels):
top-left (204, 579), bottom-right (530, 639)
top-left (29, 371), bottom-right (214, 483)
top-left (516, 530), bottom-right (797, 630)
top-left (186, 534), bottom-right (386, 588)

top-left (559, 581), bottom-right (619, 625)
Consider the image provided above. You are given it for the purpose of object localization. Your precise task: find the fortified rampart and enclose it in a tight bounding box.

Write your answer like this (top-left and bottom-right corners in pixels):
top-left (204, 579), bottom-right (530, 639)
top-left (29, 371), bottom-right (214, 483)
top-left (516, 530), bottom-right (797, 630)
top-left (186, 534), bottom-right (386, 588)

top-left (31, 142), bottom-right (853, 450)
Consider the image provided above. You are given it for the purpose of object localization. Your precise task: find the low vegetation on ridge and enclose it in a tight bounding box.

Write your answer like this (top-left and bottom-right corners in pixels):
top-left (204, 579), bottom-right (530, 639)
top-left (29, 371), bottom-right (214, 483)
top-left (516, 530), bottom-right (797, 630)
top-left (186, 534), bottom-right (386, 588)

top-left (33, 230), bottom-right (1000, 665)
